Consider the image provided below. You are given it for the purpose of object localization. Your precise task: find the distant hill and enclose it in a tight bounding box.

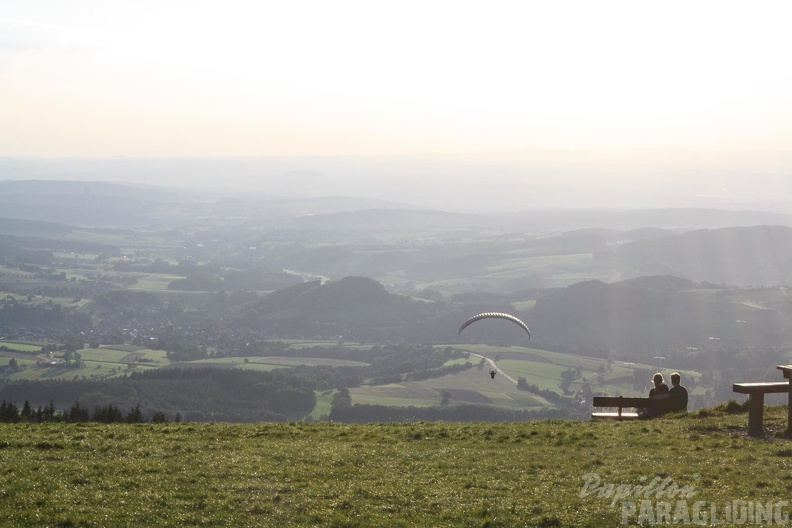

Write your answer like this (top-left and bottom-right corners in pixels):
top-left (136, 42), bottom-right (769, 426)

top-left (614, 225), bottom-right (792, 286)
top-left (293, 208), bottom-right (493, 231)
top-left (292, 207), bottom-right (792, 233)
top-left (504, 208), bottom-right (792, 232)
top-left (222, 273), bottom-right (792, 352)
top-left (237, 276), bottom-right (538, 343)
top-left (0, 180), bottom-right (174, 226)
top-left (0, 217), bottom-right (72, 237)
top-left (531, 276), bottom-right (792, 353)
top-left (237, 277), bottom-right (454, 341)
top-left (0, 179), bottom-right (181, 201)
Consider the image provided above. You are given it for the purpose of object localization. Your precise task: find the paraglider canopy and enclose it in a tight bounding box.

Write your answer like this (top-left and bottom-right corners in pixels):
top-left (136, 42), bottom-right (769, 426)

top-left (458, 312), bottom-right (530, 338)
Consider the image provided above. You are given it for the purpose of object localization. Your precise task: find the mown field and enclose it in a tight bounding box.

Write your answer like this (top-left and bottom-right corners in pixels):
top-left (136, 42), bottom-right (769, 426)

top-left (1, 405), bottom-right (791, 527)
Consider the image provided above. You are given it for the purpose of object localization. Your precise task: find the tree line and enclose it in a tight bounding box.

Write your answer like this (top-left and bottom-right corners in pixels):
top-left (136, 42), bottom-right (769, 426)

top-left (0, 399), bottom-right (176, 423)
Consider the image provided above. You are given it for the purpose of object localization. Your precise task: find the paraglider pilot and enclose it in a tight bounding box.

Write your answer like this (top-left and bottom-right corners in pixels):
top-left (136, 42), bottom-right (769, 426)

top-left (489, 369), bottom-right (496, 379)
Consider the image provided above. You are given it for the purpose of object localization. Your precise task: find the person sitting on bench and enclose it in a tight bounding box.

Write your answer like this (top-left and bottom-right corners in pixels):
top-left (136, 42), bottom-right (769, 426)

top-left (669, 372), bottom-right (688, 412)
top-left (639, 373), bottom-right (671, 419)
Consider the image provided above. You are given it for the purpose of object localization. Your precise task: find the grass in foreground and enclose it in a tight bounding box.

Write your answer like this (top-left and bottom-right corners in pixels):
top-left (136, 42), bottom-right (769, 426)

top-left (1, 405), bottom-right (791, 527)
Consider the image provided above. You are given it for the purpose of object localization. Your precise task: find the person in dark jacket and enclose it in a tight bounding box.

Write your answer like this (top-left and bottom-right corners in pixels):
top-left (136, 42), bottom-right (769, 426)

top-left (668, 372), bottom-right (688, 412)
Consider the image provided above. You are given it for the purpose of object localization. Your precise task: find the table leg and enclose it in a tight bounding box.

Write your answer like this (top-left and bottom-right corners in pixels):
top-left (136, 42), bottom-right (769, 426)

top-left (787, 380), bottom-right (792, 438)
top-left (748, 393), bottom-right (765, 437)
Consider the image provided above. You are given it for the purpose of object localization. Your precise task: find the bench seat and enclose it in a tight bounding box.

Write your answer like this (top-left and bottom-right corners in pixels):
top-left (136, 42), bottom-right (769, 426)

top-left (591, 395), bottom-right (675, 420)
top-left (591, 411), bottom-right (640, 420)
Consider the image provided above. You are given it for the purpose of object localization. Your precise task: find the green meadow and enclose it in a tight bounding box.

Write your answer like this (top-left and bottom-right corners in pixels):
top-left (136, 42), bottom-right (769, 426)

top-left (189, 357), bottom-right (370, 372)
top-left (0, 342), bottom-right (45, 353)
top-left (1, 406), bottom-right (791, 527)
top-left (126, 273), bottom-right (186, 291)
top-left (486, 253), bottom-right (608, 284)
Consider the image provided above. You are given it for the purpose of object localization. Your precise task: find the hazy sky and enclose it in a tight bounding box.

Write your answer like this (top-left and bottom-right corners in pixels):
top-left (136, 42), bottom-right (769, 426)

top-left (2, 1), bottom-right (791, 158)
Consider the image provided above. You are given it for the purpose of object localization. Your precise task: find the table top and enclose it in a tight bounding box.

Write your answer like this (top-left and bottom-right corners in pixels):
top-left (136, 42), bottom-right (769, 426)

top-left (777, 365), bottom-right (792, 378)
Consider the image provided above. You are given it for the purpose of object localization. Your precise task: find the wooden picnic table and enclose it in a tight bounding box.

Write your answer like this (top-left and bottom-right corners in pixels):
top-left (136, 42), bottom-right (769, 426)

top-left (732, 365), bottom-right (792, 437)
top-left (777, 365), bottom-right (792, 437)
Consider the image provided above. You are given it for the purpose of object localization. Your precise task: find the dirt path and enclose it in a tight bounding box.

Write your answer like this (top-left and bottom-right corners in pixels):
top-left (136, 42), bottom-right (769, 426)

top-left (469, 352), bottom-right (518, 384)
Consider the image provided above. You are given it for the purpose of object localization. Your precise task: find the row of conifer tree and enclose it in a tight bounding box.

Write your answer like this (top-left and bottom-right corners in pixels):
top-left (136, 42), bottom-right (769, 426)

top-left (0, 399), bottom-right (177, 423)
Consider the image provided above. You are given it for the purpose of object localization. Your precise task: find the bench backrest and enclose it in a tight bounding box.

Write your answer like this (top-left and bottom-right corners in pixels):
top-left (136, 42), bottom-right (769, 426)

top-left (592, 396), bottom-right (675, 410)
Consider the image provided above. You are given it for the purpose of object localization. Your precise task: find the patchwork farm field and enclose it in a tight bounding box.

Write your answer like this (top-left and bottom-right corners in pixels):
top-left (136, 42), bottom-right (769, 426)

top-left (1, 343), bottom-right (370, 382)
top-left (0, 292), bottom-right (780, 429)
top-left (345, 343), bottom-right (703, 412)
top-left (2, 339), bottom-right (702, 416)
top-left (345, 347), bottom-right (573, 410)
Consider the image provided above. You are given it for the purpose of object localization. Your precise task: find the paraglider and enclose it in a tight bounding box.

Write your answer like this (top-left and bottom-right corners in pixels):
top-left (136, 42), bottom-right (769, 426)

top-left (458, 312), bottom-right (530, 338)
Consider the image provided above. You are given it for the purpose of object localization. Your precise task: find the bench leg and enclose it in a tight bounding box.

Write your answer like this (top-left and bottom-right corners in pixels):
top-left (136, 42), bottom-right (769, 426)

top-left (748, 393), bottom-right (765, 437)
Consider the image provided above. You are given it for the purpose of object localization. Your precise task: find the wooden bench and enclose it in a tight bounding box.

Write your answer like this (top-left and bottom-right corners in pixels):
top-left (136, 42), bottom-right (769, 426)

top-left (732, 381), bottom-right (790, 437)
top-left (591, 396), bottom-right (675, 420)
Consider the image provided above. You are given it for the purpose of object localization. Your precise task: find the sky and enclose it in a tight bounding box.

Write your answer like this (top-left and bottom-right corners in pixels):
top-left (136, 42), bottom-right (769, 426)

top-left (2, 0), bottom-right (792, 159)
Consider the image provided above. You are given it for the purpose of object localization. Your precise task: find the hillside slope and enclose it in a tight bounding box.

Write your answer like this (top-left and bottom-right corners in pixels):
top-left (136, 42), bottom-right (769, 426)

top-left (531, 276), bottom-right (792, 353)
top-left (237, 276), bottom-right (456, 341)
top-left (614, 225), bottom-right (792, 285)
top-left (0, 406), bottom-right (788, 527)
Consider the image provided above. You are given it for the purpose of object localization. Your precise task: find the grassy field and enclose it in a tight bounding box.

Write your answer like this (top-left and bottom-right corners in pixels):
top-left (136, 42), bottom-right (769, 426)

top-left (189, 357), bottom-right (370, 372)
top-left (487, 253), bottom-right (598, 278)
top-left (0, 405), bottom-right (790, 527)
top-left (0, 341), bottom-right (45, 353)
top-left (309, 389), bottom-right (337, 420)
top-left (349, 367), bottom-right (547, 410)
top-left (126, 273), bottom-right (186, 291)
top-left (0, 267), bottom-right (33, 278)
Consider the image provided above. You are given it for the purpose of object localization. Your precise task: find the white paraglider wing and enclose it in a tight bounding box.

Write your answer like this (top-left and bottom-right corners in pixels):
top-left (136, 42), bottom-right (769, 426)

top-left (458, 312), bottom-right (530, 338)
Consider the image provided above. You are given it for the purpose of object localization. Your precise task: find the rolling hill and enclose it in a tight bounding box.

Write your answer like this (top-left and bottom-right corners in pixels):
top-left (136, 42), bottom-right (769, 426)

top-left (613, 225), bottom-right (792, 286)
